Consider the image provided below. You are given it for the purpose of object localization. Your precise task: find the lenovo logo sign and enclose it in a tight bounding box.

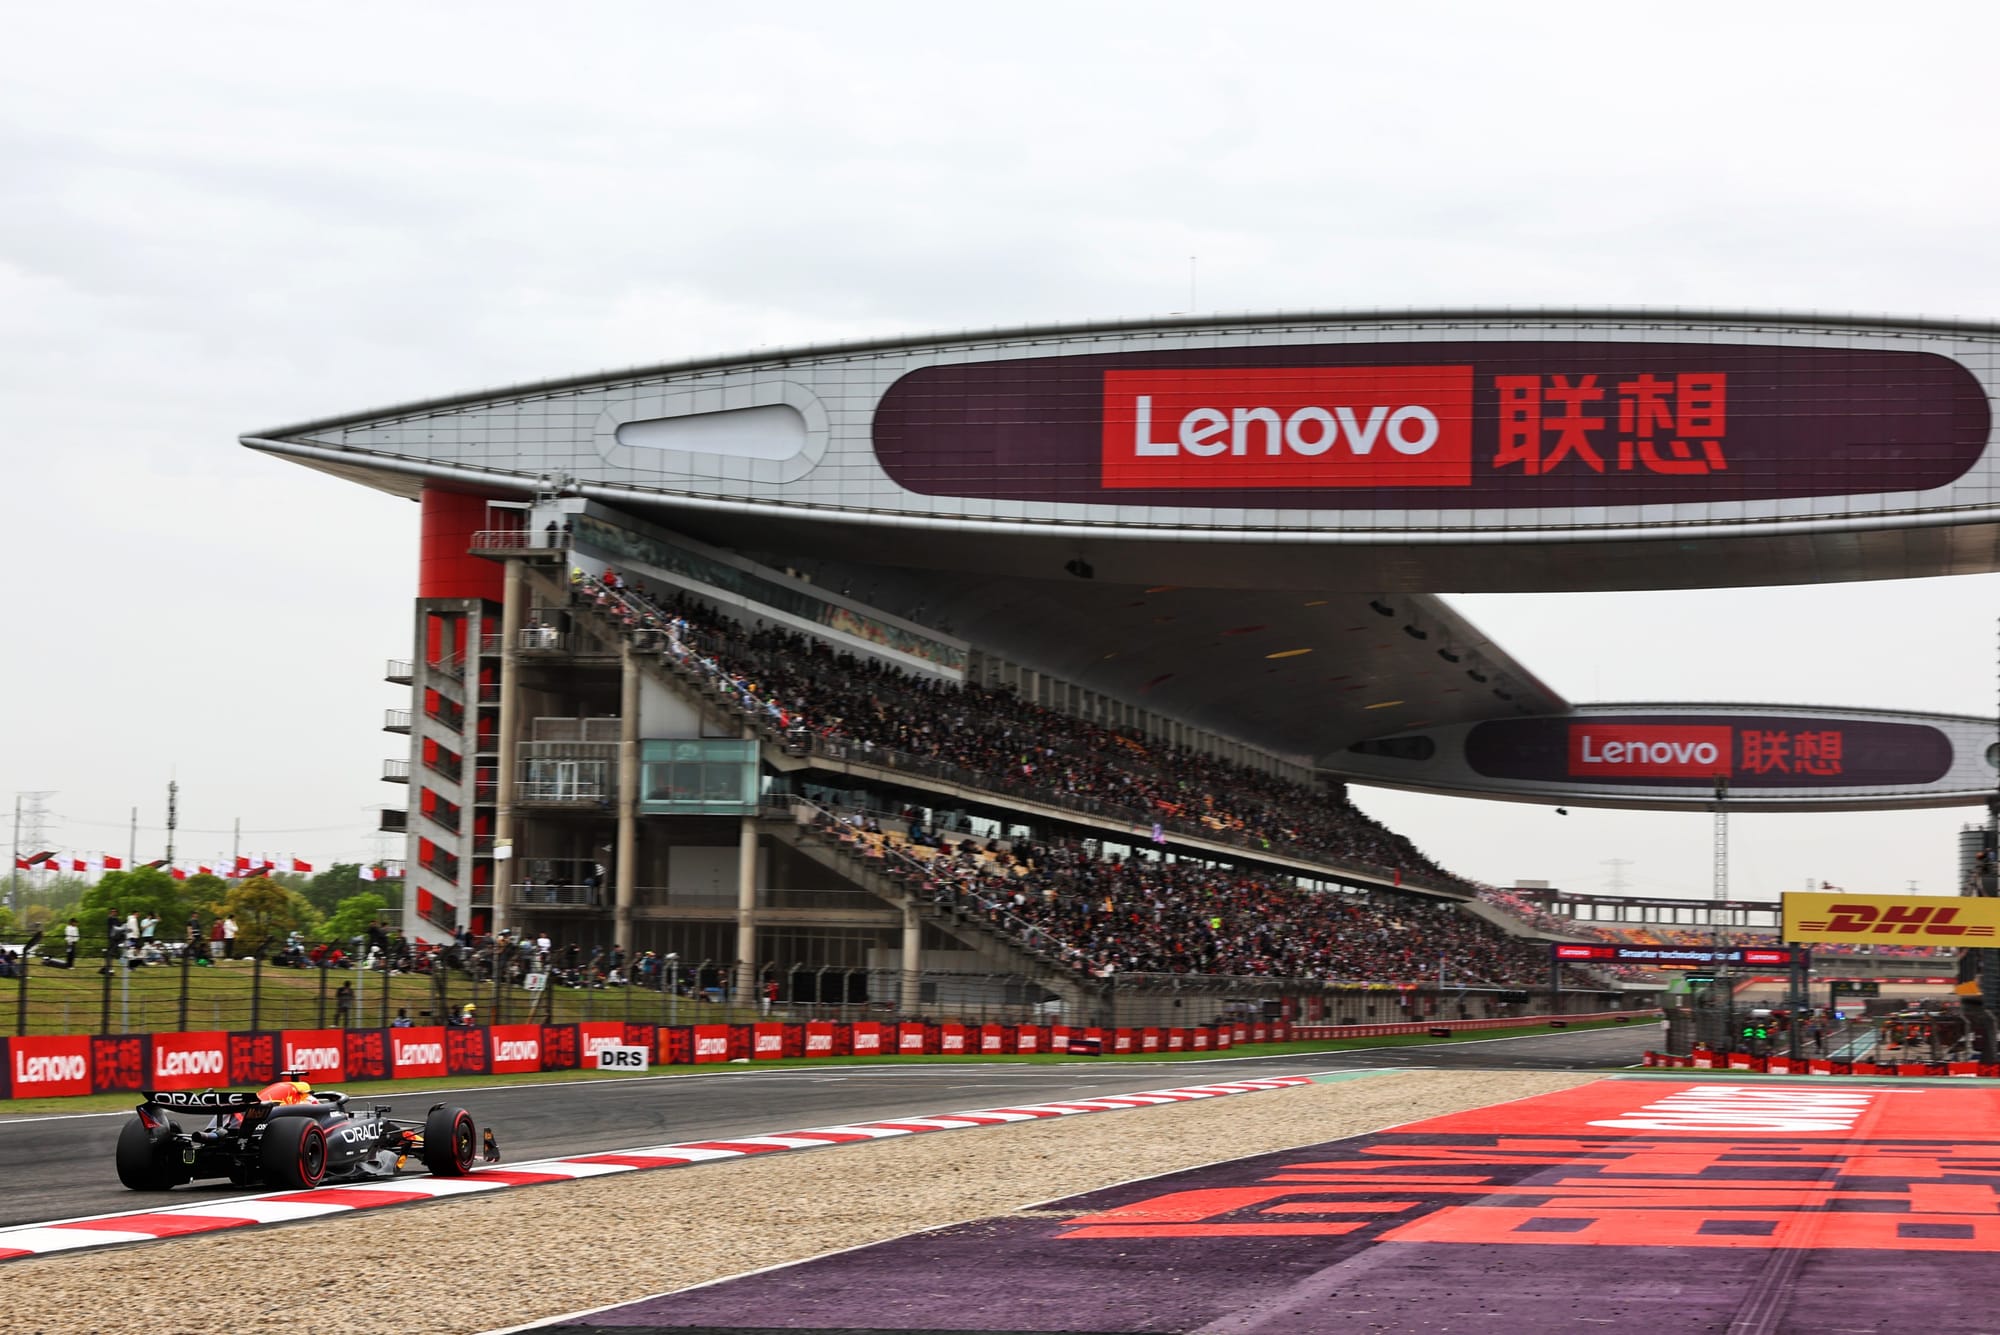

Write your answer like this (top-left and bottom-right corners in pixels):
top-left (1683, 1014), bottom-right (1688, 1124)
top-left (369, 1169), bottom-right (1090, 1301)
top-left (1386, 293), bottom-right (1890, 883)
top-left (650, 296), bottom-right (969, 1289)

top-left (285, 1045), bottom-right (341, 1072)
top-left (155, 1049), bottom-right (224, 1078)
top-left (1568, 724), bottom-right (1733, 778)
top-left (15, 1053), bottom-right (88, 1085)
top-left (1101, 367), bottom-right (1473, 489)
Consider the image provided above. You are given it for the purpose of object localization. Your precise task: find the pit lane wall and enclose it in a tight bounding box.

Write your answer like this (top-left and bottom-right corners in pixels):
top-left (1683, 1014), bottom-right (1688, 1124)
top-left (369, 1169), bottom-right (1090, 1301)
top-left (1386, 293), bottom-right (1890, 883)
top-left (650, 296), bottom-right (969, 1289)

top-left (0, 1011), bottom-right (1647, 1099)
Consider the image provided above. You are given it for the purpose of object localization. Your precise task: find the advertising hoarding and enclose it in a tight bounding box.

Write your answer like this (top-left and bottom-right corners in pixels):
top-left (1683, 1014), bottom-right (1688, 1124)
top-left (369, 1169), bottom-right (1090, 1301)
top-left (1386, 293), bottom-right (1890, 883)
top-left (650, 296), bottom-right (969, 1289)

top-left (1782, 892), bottom-right (2000, 946)
top-left (874, 342), bottom-right (1988, 509)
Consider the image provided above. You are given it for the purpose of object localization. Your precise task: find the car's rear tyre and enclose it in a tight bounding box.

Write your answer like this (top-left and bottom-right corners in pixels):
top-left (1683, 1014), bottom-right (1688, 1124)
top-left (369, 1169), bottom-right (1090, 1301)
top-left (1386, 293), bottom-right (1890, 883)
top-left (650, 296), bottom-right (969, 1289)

top-left (422, 1105), bottom-right (476, 1176)
top-left (259, 1115), bottom-right (328, 1190)
top-left (116, 1118), bottom-right (187, 1191)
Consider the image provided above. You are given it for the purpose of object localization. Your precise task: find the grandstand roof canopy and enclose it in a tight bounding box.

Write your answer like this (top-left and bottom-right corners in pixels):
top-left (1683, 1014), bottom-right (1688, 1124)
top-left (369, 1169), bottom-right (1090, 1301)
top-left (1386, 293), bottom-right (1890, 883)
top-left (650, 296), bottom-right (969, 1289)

top-left (246, 309), bottom-right (2000, 797)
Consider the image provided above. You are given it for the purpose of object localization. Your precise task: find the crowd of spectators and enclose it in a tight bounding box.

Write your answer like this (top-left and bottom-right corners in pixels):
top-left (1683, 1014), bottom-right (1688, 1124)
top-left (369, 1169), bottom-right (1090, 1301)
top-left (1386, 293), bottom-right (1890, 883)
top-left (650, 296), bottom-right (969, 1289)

top-left (574, 571), bottom-right (1469, 891)
top-left (818, 810), bottom-right (1588, 988)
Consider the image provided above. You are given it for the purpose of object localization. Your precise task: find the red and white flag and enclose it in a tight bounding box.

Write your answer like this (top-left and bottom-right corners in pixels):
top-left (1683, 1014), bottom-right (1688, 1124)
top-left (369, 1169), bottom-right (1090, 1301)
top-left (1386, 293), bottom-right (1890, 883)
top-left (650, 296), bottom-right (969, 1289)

top-left (234, 855), bottom-right (251, 874)
top-left (287, 857), bottom-right (313, 874)
top-left (169, 865), bottom-right (189, 881)
top-left (359, 865), bottom-right (380, 881)
top-left (101, 855), bottom-right (124, 870)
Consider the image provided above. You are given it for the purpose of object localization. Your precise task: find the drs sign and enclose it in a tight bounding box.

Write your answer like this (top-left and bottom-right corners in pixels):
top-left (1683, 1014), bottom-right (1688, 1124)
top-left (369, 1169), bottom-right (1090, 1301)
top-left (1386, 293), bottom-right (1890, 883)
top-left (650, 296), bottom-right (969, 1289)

top-left (593, 1044), bottom-right (650, 1072)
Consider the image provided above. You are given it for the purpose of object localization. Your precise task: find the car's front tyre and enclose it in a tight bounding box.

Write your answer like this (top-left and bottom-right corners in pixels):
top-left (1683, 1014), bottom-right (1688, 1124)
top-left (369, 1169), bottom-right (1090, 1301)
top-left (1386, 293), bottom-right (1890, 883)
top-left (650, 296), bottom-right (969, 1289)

top-left (422, 1105), bottom-right (477, 1176)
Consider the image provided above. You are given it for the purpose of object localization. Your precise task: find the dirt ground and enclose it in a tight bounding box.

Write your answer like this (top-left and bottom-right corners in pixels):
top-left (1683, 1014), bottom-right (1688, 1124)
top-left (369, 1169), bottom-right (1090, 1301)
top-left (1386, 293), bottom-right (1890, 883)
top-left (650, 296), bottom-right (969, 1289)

top-left (6, 1068), bottom-right (1599, 1335)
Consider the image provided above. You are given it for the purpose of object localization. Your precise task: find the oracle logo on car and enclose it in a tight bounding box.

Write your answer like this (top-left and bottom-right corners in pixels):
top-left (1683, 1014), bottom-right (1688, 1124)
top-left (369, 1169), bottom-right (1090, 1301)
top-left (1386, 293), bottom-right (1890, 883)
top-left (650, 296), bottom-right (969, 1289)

top-left (1568, 724), bottom-right (1733, 779)
top-left (1100, 367), bottom-right (1474, 490)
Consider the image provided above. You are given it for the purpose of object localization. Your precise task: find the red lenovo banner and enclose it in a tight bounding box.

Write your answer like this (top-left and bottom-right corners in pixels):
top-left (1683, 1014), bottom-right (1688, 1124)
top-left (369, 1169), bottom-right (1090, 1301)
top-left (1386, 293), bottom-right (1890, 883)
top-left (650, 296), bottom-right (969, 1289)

top-left (488, 1024), bottom-right (541, 1074)
top-left (281, 1029), bottom-right (345, 1082)
top-left (850, 1022), bottom-right (884, 1056)
top-left (692, 1025), bottom-right (729, 1064)
top-left (752, 1023), bottom-right (784, 1060)
top-left (939, 1024), bottom-right (966, 1054)
top-left (804, 1021), bottom-right (834, 1057)
top-left (391, 1026), bottom-right (448, 1078)
top-left (9, 1035), bottom-right (92, 1098)
top-left (898, 1024), bottom-right (928, 1054)
top-left (1099, 367), bottom-right (1474, 491)
top-left (1568, 723), bottom-right (1731, 778)
top-left (150, 1030), bottom-right (228, 1090)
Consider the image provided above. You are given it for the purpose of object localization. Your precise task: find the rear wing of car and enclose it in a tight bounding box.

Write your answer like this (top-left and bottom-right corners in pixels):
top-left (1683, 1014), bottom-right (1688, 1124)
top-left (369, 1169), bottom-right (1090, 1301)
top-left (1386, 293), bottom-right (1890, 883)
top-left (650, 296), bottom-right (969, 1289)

top-left (140, 1090), bottom-right (263, 1109)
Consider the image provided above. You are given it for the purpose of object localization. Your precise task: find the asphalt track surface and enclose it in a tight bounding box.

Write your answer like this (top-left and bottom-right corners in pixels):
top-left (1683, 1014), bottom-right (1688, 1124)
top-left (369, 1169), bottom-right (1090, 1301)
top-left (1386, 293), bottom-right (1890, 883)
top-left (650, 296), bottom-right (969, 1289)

top-left (0, 1025), bottom-right (1650, 1230)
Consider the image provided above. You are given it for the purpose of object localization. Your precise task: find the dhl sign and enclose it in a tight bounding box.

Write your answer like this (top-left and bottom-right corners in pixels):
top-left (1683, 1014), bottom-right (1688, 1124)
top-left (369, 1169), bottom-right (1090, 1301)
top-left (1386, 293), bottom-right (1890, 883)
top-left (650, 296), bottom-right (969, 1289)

top-left (1782, 891), bottom-right (2000, 945)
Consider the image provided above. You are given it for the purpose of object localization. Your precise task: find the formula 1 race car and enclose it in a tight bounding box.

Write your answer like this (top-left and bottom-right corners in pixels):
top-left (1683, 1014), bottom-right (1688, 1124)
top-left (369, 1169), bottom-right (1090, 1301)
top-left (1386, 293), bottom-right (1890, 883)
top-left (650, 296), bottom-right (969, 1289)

top-left (117, 1074), bottom-right (499, 1192)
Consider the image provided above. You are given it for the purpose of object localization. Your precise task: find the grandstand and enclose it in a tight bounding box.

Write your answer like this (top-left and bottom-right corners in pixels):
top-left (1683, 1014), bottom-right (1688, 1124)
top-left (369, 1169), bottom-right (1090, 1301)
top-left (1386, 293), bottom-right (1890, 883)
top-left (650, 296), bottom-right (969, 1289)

top-left (244, 310), bottom-right (2000, 1015)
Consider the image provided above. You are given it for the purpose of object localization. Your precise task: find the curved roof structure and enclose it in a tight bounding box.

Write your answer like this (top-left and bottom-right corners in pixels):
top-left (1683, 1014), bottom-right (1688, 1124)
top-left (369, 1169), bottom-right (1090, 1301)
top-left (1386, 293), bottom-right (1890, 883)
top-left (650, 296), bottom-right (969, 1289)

top-left (246, 309), bottom-right (2000, 801)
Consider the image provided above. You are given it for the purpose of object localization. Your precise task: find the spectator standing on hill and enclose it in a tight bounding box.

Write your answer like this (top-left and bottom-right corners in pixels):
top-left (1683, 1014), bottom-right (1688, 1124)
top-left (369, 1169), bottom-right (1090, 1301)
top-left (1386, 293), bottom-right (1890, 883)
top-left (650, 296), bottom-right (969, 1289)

top-left (222, 916), bottom-right (238, 959)
top-left (63, 918), bottom-right (79, 967)
top-left (334, 981), bottom-right (354, 1027)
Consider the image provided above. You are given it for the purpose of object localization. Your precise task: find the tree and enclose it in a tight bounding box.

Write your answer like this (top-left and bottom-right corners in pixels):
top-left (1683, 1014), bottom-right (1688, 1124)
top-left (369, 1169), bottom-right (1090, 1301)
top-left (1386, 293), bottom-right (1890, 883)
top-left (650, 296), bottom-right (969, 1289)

top-left (303, 864), bottom-right (364, 917)
top-left (321, 892), bottom-right (387, 945)
top-left (181, 873), bottom-right (230, 924)
top-left (221, 876), bottom-right (306, 959)
top-left (79, 868), bottom-right (186, 951)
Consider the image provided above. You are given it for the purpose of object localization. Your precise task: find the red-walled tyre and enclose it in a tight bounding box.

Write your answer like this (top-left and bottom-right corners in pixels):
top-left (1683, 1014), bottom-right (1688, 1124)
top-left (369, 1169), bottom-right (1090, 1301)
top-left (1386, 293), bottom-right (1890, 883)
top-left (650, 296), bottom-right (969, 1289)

top-left (259, 1116), bottom-right (328, 1190)
top-left (422, 1105), bottom-right (476, 1176)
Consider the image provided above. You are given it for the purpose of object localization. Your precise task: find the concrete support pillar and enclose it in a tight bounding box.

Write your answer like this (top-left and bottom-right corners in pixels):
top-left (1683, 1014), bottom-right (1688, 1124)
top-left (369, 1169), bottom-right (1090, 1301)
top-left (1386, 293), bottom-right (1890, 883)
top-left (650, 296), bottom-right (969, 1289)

top-left (615, 642), bottom-right (640, 956)
top-left (899, 901), bottom-right (923, 1015)
top-left (734, 815), bottom-right (758, 1006)
top-left (492, 559), bottom-right (525, 938)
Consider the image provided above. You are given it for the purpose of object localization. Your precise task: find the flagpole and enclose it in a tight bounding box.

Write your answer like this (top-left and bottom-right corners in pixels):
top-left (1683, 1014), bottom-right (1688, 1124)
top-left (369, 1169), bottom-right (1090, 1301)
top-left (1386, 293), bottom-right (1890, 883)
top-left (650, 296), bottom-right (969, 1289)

top-left (128, 807), bottom-right (137, 871)
top-left (8, 795), bottom-right (18, 910)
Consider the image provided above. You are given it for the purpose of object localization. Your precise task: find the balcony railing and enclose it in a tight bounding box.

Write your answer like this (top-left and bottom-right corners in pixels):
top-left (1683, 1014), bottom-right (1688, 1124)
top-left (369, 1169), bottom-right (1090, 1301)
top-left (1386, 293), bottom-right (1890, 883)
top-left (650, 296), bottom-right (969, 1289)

top-left (383, 708), bottom-right (412, 734)
top-left (509, 883), bottom-right (606, 908)
top-left (421, 849), bottom-right (461, 882)
top-left (469, 528), bottom-right (568, 554)
top-left (382, 759), bottom-right (411, 783)
top-left (385, 659), bottom-right (414, 684)
top-left (516, 628), bottom-right (571, 654)
top-left (422, 749), bottom-right (464, 784)
top-left (424, 696), bottom-right (465, 730)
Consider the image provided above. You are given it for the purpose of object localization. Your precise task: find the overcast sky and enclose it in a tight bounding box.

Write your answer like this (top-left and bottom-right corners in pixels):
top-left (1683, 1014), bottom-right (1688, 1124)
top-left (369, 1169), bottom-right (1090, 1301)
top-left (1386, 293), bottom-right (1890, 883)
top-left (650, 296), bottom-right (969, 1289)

top-left (6, 2), bottom-right (2000, 902)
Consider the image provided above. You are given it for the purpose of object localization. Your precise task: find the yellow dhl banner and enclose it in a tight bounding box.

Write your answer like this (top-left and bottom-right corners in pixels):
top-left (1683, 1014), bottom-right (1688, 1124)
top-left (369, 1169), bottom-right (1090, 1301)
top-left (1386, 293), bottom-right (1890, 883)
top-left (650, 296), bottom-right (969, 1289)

top-left (1781, 891), bottom-right (2000, 945)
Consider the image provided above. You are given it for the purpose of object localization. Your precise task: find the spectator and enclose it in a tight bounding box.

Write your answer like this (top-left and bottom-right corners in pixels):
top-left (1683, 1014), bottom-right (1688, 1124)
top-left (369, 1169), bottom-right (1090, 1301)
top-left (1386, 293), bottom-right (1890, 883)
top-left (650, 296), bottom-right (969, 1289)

top-left (334, 980), bottom-right (354, 1027)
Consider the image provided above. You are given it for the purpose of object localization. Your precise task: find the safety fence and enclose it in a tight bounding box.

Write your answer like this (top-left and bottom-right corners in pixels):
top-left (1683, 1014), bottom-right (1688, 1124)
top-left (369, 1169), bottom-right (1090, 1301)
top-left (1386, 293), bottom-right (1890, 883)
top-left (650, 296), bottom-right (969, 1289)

top-left (0, 1009), bottom-right (1643, 1100)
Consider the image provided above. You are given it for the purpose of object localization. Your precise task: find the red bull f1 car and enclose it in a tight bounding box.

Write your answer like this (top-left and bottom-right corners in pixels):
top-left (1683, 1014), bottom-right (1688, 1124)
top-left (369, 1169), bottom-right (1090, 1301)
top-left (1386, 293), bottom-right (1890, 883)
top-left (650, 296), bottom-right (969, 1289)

top-left (117, 1074), bottom-right (499, 1192)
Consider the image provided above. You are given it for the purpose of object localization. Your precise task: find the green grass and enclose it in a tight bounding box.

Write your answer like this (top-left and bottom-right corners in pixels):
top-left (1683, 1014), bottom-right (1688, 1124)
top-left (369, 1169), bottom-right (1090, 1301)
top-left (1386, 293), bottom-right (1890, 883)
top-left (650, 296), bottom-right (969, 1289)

top-left (0, 1016), bottom-right (1643, 1116)
top-left (0, 958), bottom-right (770, 1034)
